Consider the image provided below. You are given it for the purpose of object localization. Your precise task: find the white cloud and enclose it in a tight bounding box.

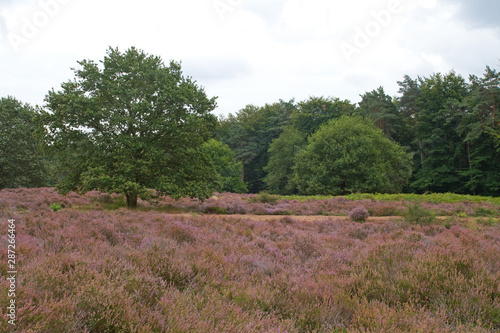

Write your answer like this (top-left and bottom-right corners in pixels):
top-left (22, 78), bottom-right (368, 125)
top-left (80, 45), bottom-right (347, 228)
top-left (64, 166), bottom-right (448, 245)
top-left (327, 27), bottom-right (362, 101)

top-left (1, 0), bottom-right (499, 115)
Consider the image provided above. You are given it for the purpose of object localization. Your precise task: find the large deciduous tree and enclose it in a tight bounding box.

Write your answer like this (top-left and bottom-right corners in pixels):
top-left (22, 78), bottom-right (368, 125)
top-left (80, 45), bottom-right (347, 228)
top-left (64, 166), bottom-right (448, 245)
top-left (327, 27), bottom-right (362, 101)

top-left (294, 116), bottom-right (413, 195)
top-left (38, 47), bottom-right (218, 208)
top-left (0, 97), bottom-right (49, 189)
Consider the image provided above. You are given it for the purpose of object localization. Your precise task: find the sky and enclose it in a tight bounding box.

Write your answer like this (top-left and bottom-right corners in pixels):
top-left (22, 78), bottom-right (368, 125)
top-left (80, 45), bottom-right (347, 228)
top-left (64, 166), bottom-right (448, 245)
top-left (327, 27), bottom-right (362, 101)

top-left (1, 0), bottom-right (499, 117)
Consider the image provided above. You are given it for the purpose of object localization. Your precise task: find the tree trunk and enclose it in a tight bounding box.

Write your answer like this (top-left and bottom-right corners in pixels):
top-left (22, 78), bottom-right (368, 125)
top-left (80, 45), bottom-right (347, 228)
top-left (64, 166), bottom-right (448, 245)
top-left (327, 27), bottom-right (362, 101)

top-left (126, 192), bottom-right (138, 209)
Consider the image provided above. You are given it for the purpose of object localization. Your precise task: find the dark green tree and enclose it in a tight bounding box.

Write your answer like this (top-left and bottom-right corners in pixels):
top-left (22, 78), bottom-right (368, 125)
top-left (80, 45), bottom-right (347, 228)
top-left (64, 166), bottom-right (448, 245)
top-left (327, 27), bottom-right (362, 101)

top-left (38, 47), bottom-right (218, 208)
top-left (294, 116), bottom-right (412, 195)
top-left (216, 100), bottom-right (295, 192)
top-left (455, 66), bottom-right (500, 195)
top-left (264, 126), bottom-right (306, 195)
top-left (358, 86), bottom-right (403, 140)
top-left (0, 97), bottom-right (48, 189)
top-left (396, 75), bottom-right (424, 164)
top-left (408, 72), bottom-right (469, 193)
top-left (201, 139), bottom-right (247, 193)
top-left (292, 96), bottom-right (355, 136)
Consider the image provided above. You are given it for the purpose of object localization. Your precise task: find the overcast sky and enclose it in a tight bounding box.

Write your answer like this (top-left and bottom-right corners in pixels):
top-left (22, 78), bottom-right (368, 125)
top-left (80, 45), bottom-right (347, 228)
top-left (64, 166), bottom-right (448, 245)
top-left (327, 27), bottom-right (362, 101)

top-left (1, 0), bottom-right (499, 116)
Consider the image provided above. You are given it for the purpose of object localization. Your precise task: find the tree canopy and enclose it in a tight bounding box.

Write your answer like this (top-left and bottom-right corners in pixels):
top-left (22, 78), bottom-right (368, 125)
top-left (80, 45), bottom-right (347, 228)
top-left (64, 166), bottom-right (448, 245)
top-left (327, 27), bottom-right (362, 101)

top-left (38, 47), bottom-right (218, 208)
top-left (201, 139), bottom-right (247, 194)
top-left (0, 96), bottom-right (48, 189)
top-left (263, 126), bottom-right (306, 195)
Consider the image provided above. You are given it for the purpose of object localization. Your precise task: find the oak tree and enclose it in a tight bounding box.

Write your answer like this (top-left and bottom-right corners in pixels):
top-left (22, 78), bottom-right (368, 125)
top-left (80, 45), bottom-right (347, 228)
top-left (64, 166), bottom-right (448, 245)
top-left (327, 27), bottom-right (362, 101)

top-left (39, 47), bottom-right (218, 208)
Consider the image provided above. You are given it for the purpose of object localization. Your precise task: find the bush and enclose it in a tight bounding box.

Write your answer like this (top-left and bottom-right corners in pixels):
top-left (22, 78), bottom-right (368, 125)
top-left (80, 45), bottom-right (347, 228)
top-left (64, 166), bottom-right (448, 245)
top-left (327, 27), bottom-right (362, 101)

top-left (248, 192), bottom-right (280, 205)
top-left (473, 207), bottom-right (497, 217)
top-left (404, 203), bottom-right (435, 225)
top-left (293, 116), bottom-right (413, 195)
top-left (349, 206), bottom-right (370, 222)
top-left (49, 203), bottom-right (62, 213)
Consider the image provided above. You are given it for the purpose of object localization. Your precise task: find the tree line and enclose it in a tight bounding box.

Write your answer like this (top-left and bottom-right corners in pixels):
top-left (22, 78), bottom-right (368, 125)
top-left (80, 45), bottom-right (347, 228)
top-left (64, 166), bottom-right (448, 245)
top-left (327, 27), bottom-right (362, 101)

top-left (216, 69), bottom-right (500, 197)
top-left (1, 47), bottom-right (499, 207)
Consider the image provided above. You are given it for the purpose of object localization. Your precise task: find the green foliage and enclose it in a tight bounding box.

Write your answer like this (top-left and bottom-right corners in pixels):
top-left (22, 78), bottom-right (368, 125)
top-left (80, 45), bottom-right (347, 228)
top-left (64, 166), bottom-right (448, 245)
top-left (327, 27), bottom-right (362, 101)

top-left (403, 202), bottom-right (435, 225)
top-left (264, 126), bottom-right (306, 195)
top-left (38, 47), bottom-right (218, 208)
top-left (216, 100), bottom-right (295, 193)
top-left (473, 207), bottom-right (497, 217)
top-left (477, 217), bottom-right (498, 227)
top-left (294, 116), bottom-right (413, 195)
top-left (248, 191), bottom-right (280, 205)
top-left (292, 96), bottom-right (355, 136)
top-left (201, 139), bottom-right (247, 193)
top-left (396, 69), bottom-right (500, 196)
top-left (358, 86), bottom-right (403, 141)
top-left (456, 66), bottom-right (500, 195)
top-left (0, 96), bottom-right (49, 189)
top-left (409, 72), bottom-right (469, 193)
top-left (49, 203), bottom-right (62, 212)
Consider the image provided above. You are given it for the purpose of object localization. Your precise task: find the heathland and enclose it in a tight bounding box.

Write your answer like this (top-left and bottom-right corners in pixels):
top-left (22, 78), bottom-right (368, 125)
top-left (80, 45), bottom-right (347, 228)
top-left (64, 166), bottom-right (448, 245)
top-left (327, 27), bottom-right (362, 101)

top-left (0, 188), bottom-right (499, 332)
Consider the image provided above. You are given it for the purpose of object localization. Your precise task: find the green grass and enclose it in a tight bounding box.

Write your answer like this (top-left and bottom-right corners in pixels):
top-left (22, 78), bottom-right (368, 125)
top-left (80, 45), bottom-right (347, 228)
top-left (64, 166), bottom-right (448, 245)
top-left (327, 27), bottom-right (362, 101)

top-left (283, 192), bottom-right (500, 205)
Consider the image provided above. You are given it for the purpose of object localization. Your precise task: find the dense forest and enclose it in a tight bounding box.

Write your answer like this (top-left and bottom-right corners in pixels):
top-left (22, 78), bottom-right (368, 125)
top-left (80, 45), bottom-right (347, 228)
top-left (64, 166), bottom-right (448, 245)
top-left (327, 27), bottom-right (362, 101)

top-left (1, 47), bottom-right (499, 200)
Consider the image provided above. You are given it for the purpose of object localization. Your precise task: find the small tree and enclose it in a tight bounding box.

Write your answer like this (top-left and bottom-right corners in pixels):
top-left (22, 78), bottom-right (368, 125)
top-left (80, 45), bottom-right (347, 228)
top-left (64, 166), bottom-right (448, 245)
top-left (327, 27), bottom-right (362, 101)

top-left (38, 47), bottom-right (218, 208)
top-left (294, 115), bottom-right (413, 195)
top-left (0, 97), bottom-right (48, 189)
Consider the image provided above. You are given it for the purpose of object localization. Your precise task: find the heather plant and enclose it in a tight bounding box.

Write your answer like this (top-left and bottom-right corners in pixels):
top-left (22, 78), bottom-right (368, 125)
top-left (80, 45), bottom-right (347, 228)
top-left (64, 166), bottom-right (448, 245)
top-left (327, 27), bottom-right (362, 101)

top-left (349, 206), bottom-right (370, 222)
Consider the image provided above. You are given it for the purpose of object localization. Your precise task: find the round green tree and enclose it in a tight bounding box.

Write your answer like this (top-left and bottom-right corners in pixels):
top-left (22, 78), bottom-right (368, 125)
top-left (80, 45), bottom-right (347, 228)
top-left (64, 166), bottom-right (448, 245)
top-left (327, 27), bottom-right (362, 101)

top-left (294, 115), bottom-right (413, 195)
top-left (38, 47), bottom-right (218, 208)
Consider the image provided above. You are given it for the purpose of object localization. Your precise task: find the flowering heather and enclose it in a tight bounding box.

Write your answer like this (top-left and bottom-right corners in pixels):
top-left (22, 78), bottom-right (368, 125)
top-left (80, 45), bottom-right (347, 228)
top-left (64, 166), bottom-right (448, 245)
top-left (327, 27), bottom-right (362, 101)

top-left (0, 188), bottom-right (499, 332)
top-left (150, 192), bottom-right (500, 218)
top-left (349, 206), bottom-right (370, 222)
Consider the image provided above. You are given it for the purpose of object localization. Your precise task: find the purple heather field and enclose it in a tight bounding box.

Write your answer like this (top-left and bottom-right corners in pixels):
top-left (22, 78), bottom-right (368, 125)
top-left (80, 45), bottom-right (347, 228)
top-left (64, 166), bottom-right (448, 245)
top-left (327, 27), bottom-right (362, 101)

top-left (0, 188), bottom-right (499, 332)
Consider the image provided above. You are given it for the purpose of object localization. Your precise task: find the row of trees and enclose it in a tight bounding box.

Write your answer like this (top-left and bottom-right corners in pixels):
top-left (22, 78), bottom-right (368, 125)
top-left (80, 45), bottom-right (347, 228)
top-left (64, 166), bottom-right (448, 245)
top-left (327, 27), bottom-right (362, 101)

top-left (217, 69), bottom-right (500, 196)
top-left (1, 47), bottom-right (499, 207)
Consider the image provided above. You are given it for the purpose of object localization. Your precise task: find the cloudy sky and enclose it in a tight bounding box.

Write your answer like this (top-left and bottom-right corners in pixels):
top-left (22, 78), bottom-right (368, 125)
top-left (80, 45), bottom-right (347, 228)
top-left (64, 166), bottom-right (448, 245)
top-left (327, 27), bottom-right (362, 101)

top-left (1, 0), bottom-right (499, 116)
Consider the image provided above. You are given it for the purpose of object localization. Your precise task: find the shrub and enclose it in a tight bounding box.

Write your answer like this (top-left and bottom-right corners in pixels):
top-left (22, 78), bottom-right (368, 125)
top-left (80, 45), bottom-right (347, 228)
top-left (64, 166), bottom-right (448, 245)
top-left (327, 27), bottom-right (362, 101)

top-left (403, 202), bottom-right (435, 225)
top-left (473, 207), bottom-right (497, 217)
top-left (49, 203), bottom-right (62, 213)
top-left (248, 192), bottom-right (280, 205)
top-left (349, 206), bottom-right (370, 223)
